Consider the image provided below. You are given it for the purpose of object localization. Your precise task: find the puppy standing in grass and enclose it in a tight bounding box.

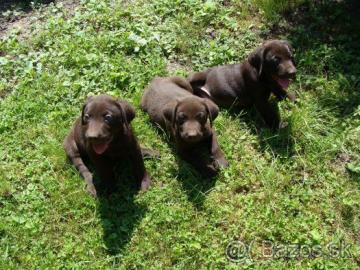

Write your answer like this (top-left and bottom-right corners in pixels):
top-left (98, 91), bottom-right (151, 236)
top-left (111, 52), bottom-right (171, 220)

top-left (141, 76), bottom-right (228, 177)
top-left (188, 40), bottom-right (297, 129)
top-left (64, 95), bottom-right (151, 197)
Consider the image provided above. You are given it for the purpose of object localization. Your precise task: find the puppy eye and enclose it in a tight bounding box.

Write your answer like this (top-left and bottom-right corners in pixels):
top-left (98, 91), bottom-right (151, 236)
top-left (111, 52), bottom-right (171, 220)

top-left (197, 112), bottom-right (206, 121)
top-left (83, 113), bottom-right (90, 122)
top-left (177, 113), bottom-right (186, 124)
top-left (104, 114), bottom-right (113, 124)
top-left (273, 56), bottom-right (281, 64)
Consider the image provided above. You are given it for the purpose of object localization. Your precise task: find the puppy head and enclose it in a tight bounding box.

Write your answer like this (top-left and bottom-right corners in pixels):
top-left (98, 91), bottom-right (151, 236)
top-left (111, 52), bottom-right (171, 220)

top-left (163, 96), bottom-right (219, 143)
top-left (248, 40), bottom-right (296, 91)
top-left (81, 95), bottom-right (135, 155)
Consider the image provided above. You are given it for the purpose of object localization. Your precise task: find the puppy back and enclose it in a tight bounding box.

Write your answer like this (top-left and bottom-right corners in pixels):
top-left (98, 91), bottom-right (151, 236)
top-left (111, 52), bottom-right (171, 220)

top-left (141, 77), bottom-right (192, 124)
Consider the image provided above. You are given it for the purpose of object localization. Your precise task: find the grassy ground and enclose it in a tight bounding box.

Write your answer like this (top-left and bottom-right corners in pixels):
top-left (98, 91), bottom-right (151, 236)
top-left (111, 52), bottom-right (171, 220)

top-left (0, 0), bottom-right (359, 269)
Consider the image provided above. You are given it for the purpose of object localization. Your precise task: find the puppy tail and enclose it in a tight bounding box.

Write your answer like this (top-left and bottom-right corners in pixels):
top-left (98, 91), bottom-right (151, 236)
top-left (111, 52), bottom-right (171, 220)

top-left (169, 76), bottom-right (194, 93)
top-left (140, 87), bottom-right (150, 112)
top-left (187, 71), bottom-right (208, 92)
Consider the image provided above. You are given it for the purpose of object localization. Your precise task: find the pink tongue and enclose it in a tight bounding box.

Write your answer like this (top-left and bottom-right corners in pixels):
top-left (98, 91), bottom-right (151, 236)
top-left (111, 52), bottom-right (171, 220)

top-left (277, 78), bottom-right (290, 89)
top-left (93, 143), bottom-right (108, 155)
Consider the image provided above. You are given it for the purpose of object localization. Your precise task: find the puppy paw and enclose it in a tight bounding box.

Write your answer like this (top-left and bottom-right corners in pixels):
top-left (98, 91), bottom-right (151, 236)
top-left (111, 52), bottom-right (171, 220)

top-left (202, 164), bottom-right (219, 178)
top-left (279, 121), bottom-right (289, 129)
top-left (140, 174), bottom-right (151, 191)
top-left (141, 148), bottom-right (161, 159)
top-left (287, 92), bottom-right (297, 102)
top-left (214, 157), bottom-right (229, 169)
top-left (86, 184), bottom-right (97, 197)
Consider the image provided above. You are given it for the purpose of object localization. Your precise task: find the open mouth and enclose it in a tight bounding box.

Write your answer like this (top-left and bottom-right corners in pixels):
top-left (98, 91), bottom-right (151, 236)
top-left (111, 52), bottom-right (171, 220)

top-left (273, 76), bottom-right (292, 90)
top-left (92, 140), bottom-right (111, 155)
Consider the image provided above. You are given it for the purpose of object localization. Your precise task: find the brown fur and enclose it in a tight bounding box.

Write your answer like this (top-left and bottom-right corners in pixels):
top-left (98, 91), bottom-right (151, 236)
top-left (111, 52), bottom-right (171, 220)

top-left (63, 95), bottom-right (151, 197)
top-left (141, 76), bottom-right (228, 177)
top-left (188, 40), bottom-right (297, 129)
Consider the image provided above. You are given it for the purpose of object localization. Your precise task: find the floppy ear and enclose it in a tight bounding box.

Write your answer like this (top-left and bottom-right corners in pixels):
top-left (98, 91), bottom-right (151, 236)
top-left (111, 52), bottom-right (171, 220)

top-left (248, 46), bottom-right (265, 77)
top-left (281, 40), bottom-right (295, 65)
top-left (117, 100), bottom-right (136, 126)
top-left (81, 96), bottom-right (93, 125)
top-left (281, 40), bottom-right (293, 53)
top-left (163, 100), bottom-right (179, 128)
top-left (203, 99), bottom-right (219, 127)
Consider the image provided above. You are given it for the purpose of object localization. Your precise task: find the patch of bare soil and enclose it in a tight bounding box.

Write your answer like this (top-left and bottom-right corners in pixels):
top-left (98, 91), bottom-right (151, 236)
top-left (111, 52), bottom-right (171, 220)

top-left (166, 61), bottom-right (192, 75)
top-left (0, 0), bottom-right (79, 40)
top-left (0, 0), bottom-right (80, 99)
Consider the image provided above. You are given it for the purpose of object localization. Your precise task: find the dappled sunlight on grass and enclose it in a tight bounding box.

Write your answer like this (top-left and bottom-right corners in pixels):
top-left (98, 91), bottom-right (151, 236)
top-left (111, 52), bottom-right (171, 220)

top-left (0, 0), bottom-right (359, 268)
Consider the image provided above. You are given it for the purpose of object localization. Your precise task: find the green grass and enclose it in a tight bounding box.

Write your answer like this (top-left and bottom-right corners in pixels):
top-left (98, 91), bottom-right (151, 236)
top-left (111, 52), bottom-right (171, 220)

top-left (0, 0), bottom-right (359, 269)
top-left (254, 0), bottom-right (307, 20)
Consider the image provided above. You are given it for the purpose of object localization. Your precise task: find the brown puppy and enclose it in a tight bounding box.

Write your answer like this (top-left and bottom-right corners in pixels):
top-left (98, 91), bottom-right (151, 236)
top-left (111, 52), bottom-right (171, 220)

top-left (141, 76), bottom-right (228, 177)
top-left (188, 40), bottom-right (297, 129)
top-left (64, 95), bottom-right (151, 197)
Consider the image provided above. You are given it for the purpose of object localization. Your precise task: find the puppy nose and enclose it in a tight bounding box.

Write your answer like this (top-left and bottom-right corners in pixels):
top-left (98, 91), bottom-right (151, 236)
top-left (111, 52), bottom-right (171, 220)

top-left (85, 132), bottom-right (101, 140)
top-left (185, 131), bottom-right (199, 139)
top-left (287, 66), bottom-right (296, 77)
top-left (86, 129), bottom-right (105, 140)
top-left (85, 122), bottom-right (105, 140)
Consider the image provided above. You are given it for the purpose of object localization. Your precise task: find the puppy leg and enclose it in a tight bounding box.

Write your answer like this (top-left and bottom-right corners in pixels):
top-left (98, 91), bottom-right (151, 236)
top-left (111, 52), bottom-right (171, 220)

top-left (64, 136), bottom-right (97, 197)
top-left (272, 87), bottom-right (287, 101)
top-left (272, 87), bottom-right (296, 102)
top-left (179, 149), bottom-right (218, 178)
top-left (254, 100), bottom-right (280, 130)
top-left (286, 91), bottom-right (297, 102)
top-left (92, 158), bottom-right (116, 194)
top-left (210, 131), bottom-right (229, 169)
top-left (131, 141), bottom-right (151, 191)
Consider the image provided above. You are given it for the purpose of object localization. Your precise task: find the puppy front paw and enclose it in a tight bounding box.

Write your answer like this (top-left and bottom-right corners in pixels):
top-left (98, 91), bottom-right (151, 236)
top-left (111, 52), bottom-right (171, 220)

top-left (214, 156), bottom-right (229, 169)
top-left (84, 173), bottom-right (97, 197)
top-left (287, 92), bottom-right (297, 102)
top-left (201, 163), bottom-right (219, 178)
top-left (141, 148), bottom-right (161, 159)
top-left (86, 184), bottom-right (97, 197)
top-left (140, 173), bottom-right (151, 191)
top-left (279, 121), bottom-right (289, 129)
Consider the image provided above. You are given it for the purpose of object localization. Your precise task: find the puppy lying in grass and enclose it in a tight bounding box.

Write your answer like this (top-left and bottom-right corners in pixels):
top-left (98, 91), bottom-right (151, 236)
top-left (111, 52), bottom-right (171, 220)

top-left (64, 95), bottom-right (151, 197)
top-left (188, 40), bottom-right (297, 129)
top-left (141, 76), bottom-right (228, 177)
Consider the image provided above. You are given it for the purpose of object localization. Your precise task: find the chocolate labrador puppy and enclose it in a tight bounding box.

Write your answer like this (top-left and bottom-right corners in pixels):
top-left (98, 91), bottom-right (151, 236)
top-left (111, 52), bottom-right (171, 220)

top-left (187, 40), bottom-right (297, 129)
top-left (141, 76), bottom-right (228, 177)
top-left (64, 95), bottom-right (151, 197)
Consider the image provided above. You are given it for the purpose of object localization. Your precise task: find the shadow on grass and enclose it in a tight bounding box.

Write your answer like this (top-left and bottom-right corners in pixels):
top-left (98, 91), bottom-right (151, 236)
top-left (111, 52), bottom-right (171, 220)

top-left (264, 0), bottom-right (360, 118)
top-left (147, 121), bottom-right (218, 209)
top-left (260, 0), bottom-right (360, 193)
top-left (95, 165), bottom-right (146, 255)
top-left (172, 158), bottom-right (217, 210)
top-left (226, 102), bottom-right (296, 158)
top-left (0, 0), bottom-right (55, 34)
top-left (349, 172), bottom-right (360, 184)
top-left (0, 0), bottom-right (54, 13)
